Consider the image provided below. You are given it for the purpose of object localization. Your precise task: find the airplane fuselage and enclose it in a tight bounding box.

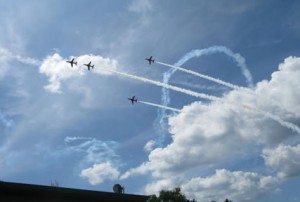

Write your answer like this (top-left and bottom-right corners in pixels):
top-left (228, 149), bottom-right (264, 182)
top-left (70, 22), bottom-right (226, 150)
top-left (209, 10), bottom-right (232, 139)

top-left (66, 59), bottom-right (77, 67)
top-left (84, 62), bottom-right (94, 70)
top-left (145, 56), bottom-right (154, 65)
top-left (128, 96), bottom-right (137, 104)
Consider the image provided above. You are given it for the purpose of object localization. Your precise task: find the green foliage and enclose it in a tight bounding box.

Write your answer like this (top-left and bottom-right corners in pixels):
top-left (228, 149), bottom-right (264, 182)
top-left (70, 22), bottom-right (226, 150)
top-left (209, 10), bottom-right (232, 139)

top-left (146, 187), bottom-right (196, 202)
top-left (146, 187), bottom-right (233, 202)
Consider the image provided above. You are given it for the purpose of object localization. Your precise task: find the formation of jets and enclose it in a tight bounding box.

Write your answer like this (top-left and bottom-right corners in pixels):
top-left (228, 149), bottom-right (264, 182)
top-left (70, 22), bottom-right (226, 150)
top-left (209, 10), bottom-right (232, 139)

top-left (128, 56), bottom-right (155, 105)
top-left (66, 58), bottom-right (94, 71)
top-left (67, 56), bottom-right (156, 106)
top-left (67, 56), bottom-right (154, 71)
top-left (129, 56), bottom-right (155, 105)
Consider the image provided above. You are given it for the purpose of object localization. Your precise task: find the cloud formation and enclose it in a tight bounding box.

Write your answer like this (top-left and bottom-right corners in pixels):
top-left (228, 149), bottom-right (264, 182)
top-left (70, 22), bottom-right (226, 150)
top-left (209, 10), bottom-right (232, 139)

top-left (39, 53), bottom-right (117, 93)
top-left (80, 162), bottom-right (120, 185)
top-left (263, 144), bottom-right (300, 178)
top-left (49, 136), bottom-right (121, 185)
top-left (144, 140), bottom-right (156, 152)
top-left (122, 56), bottom-right (300, 201)
top-left (62, 136), bottom-right (120, 165)
top-left (181, 169), bottom-right (280, 202)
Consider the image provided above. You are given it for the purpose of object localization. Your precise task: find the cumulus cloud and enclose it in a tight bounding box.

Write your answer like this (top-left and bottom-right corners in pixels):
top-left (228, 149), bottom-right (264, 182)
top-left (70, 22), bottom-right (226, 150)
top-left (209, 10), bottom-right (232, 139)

top-left (262, 144), bottom-right (300, 178)
top-left (254, 56), bottom-right (300, 118)
top-left (142, 169), bottom-right (280, 202)
top-left (121, 56), bottom-right (300, 201)
top-left (120, 162), bottom-right (149, 180)
top-left (181, 169), bottom-right (280, 202)
top-left (80, 162), bottom-right (120, 185)
top-left (39, 53), bottom-right (117, 93)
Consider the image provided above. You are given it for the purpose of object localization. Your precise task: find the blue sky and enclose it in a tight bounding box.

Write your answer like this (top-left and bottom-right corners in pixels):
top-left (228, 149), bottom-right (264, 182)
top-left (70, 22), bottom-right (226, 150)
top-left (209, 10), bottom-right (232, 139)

top-left (1, 0), bottom-right (300, 201)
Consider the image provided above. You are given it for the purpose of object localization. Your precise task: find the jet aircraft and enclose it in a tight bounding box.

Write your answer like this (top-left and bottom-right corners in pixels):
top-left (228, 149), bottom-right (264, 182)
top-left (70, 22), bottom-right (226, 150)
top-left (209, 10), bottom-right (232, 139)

top-left (84, 61), bottom-right (94, 70)
top-left (128, 96), bottom-right (137, 104)
top-left (66, 58), bottom-right (77, 67)
top-left (145, 56), bottom-right (154, 64)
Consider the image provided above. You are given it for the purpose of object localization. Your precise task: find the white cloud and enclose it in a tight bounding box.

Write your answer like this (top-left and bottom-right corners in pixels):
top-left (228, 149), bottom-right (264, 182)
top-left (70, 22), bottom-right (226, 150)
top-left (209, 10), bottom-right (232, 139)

top-left (64, 136), bottom-right (92, 144)
top-left (39, 53), bottom-right (117, 93)
top-left (181, 169), bottom-right (280, 202)
top-left (120, 162), bottom-right (149, 180)
top-left (144, 140), bottom-right (156, 152)
top-left (142, 169), bottom-right (280, 202)
top-left (254, 56), bottom-right (300, 118)
top-left (144, 178), bottom-right (180, 195)
top-left (262, 144), bottom-right (300, 178)
top-left (121, 56), bottom-right (300, 201)
top-left (80, 162), bottom-right (120, 185)
top-left (47, 137), bottom-right (121, 185)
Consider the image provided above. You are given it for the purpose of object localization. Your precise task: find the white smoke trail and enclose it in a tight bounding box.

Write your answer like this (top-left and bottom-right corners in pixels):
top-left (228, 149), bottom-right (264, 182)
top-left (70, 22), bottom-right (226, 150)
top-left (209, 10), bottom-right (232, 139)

top-left (156, 61), bottom-right (288, 115)
top-left (156, 46), bottom-right (254, 146)
top-left (138, 101), bottom-right (182, 113)
top-left (0, 48), bottom-right (41, 66)
top-left (106, 69), bottom-right (300, 135)
top-left (239, 104), bottom-right (300, 134)
top-left (173, 46), bottom-right (254, 87)
top-left (156, 61), bottom-right (255, 95)
top-left (107, 69), bottom-right (221, 102)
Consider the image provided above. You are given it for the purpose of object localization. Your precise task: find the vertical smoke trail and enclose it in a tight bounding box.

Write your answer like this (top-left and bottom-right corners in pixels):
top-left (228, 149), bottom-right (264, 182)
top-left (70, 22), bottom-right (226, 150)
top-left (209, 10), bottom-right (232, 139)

top-left (154, 46), bottom-right (254, 146)
top-left (173, 46), bottom-right (254, 87)
top-left (156, 61), bottom-right (289, 114)
top-left (138, 101), bottom-right (182, 113)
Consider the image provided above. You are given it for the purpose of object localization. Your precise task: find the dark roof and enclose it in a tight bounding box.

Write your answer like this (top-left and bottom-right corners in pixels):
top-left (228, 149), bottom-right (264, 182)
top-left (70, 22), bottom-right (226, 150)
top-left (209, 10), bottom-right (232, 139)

top-left (0, 181), bottom-right (149, 202)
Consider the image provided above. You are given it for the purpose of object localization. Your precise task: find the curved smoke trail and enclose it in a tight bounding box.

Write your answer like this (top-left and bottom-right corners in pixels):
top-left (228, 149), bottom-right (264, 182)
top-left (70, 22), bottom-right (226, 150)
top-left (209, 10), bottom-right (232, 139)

top-left (154, 46), bottom-right (254, 146)
top-left (155, 61), bottom-right (255, 95)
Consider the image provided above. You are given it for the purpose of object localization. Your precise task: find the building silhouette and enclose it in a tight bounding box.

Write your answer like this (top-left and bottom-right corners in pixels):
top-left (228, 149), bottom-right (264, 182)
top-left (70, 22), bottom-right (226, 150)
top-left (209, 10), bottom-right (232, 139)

top-left (0, 181), bottom-right (149, 202)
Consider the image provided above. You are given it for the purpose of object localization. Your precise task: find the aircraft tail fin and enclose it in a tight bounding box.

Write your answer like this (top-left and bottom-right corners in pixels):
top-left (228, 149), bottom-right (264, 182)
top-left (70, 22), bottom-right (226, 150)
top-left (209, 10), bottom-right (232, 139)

top-left (75, 62), bottom-right (77, 65)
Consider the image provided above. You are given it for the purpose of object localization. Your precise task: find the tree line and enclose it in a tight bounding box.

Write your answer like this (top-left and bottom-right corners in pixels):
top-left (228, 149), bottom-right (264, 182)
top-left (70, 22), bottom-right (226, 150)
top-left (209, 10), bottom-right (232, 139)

top-left (146, 187), bottom-right (232, 202)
